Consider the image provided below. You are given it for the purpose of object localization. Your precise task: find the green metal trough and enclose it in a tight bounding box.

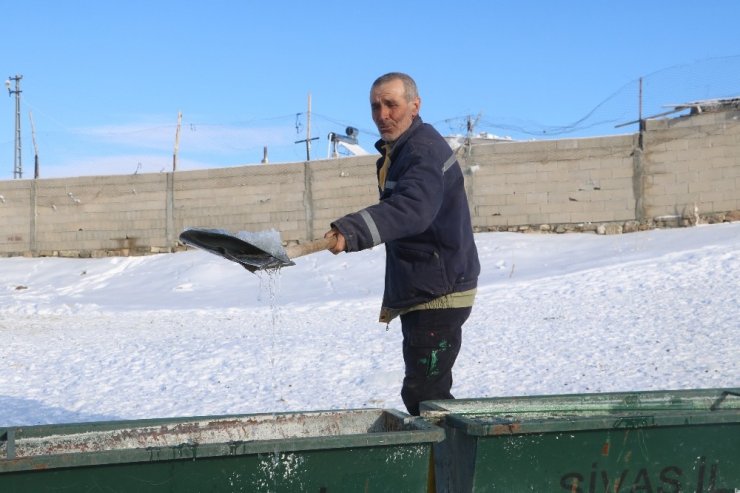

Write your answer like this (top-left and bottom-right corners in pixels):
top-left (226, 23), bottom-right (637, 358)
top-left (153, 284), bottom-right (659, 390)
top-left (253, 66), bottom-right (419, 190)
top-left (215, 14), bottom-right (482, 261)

top-left (1, 408), bottom-right (444, 492)
top-left (421, 388), bottom-right (740, 492)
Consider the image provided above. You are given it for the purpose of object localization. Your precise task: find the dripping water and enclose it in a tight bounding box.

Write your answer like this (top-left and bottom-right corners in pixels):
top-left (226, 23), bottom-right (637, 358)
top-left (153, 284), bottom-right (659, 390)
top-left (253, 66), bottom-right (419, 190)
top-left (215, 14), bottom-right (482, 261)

top-left (256, 266), bottom-right (284, 406)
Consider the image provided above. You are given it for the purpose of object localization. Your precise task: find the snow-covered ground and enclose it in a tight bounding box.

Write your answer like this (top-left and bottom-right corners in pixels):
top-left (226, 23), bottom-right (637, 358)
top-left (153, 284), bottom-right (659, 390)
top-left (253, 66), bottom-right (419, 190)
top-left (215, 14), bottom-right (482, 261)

top-left (1, 223), bottom-right (738, 427)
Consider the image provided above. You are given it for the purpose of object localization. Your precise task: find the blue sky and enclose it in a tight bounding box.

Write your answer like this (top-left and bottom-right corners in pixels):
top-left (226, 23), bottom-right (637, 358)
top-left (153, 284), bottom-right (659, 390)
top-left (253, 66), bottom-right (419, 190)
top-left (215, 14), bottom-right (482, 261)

top-left (2, 1), bottom-right (739, 179)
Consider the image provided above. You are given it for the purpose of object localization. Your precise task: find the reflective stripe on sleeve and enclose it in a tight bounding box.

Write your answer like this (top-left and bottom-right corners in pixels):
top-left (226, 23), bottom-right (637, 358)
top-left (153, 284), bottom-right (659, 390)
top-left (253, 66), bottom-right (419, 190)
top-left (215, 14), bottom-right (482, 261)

top-left (442, 152), bottom-right (457, 173)
top-left (359, 209), bottom-right (382, 246)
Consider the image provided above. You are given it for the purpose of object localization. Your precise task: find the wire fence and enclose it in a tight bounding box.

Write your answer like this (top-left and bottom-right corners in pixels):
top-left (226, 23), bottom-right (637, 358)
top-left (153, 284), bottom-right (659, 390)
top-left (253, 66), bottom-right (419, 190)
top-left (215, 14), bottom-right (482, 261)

top-left (450, 55), bottom-right (740, 140)
top-left (2, 56), bottom-right (738, 178)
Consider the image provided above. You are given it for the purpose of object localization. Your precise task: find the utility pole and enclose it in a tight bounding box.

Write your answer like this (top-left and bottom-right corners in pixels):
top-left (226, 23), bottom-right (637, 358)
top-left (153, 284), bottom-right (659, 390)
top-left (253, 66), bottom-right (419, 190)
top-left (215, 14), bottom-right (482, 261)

top-left (464, 113), bottom-right (481, 158)
top-left (29, 110), bottom-right (39, 178)
top-left (307, 92), bottom-right (313, 160)
top-left (173, 111), bottom-right (182, 172)
top-left (5, 74), bottom-right (23, 179)
top-left (638, 77), bottom-right (645, 150)
top-left (294, 92), bottom-right (318, 161)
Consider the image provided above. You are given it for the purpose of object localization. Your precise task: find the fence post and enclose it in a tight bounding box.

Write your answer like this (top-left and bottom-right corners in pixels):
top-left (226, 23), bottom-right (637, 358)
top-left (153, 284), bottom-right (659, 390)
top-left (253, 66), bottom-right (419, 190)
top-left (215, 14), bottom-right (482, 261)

top-left (166, 172), bottom-right (175, 250)
top-left (303, 161), bottom-right (314, 241)
top-left (632, 117), bottom-right (647, 224)
top-left (29, 179), bottom-right (37, 254)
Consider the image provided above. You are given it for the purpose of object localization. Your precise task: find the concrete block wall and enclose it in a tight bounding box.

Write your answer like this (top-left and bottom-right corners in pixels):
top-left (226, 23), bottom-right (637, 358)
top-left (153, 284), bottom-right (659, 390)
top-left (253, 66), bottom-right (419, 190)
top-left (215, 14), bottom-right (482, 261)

top-left (171, 157), bottom-right (379, 245)
top-left (0, 179), bottom-right (32, 253)
top-left (643, 110), bottom-right (740, 221)
top-left (463, 134), bottom-right (638, 230)
top-left (173, 163), bottom-right (309, 244)
top-left (34, 174), bottom-right (170, 256)
top-left (0, 109), bottom-right (738, 257)
top-left (305, 156), bottom-right (377, 239)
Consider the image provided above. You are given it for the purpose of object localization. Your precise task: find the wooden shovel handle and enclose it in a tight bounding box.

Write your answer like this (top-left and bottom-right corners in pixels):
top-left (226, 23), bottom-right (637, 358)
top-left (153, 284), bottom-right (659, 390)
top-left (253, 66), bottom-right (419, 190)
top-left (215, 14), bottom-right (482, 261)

top-left (284, 236), bottom-right (337, 260)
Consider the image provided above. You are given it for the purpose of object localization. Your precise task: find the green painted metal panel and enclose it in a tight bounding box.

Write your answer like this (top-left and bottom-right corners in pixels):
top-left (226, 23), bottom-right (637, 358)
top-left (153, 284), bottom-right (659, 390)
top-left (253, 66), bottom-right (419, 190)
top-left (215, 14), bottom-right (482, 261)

top-left (1, 408), bottom-right (444, 492)
top-left (421, 388), bottom-right (740, 492)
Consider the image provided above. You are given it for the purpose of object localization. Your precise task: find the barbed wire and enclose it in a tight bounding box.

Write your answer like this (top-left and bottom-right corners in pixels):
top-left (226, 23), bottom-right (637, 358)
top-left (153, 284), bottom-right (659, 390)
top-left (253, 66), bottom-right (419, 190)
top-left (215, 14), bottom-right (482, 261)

top-left (464, 55), bottom-right (740, 140)
top-left (3, 56), bottom-right (738, 175)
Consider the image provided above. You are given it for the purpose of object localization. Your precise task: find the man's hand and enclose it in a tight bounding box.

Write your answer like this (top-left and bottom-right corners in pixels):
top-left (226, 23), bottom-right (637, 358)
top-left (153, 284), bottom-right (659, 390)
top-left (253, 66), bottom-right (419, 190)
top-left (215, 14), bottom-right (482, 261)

top-left (324, 228), bottom-right (346, 254)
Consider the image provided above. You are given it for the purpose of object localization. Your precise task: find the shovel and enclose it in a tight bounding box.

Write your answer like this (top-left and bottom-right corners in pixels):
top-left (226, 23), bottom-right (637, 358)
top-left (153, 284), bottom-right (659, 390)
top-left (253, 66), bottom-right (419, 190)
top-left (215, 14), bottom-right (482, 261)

top-left (178, 227), bottom-right (336, 273)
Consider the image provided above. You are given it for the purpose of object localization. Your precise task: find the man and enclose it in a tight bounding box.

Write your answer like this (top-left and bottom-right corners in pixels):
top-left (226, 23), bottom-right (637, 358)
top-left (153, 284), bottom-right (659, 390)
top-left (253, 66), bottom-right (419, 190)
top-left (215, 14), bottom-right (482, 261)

top-left (325, 72), bottom-right (480, 415)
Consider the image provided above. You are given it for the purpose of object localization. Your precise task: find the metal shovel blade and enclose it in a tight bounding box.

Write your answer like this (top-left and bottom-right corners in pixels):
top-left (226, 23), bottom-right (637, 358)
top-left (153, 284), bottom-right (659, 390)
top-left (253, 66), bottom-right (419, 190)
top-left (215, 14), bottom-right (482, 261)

top-left (179, 228), bottom-right (295, 273)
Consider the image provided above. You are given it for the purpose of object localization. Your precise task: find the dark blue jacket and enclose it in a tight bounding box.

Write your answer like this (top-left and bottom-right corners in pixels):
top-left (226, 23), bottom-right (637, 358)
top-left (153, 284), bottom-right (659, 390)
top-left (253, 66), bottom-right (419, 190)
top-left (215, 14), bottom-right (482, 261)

top-left (332, 117), bottom-right (480, 309)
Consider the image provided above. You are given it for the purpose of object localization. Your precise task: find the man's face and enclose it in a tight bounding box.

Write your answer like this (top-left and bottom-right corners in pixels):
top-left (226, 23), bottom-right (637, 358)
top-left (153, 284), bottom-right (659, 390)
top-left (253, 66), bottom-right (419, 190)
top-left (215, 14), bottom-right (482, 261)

top-left (370, 79), bottom-right (420, 142)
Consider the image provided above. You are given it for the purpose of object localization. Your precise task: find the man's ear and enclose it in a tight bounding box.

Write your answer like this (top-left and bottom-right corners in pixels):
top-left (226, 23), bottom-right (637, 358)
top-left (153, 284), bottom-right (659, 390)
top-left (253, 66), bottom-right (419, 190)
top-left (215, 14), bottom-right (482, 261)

top-left (412, 97), bottom-right (421, 117)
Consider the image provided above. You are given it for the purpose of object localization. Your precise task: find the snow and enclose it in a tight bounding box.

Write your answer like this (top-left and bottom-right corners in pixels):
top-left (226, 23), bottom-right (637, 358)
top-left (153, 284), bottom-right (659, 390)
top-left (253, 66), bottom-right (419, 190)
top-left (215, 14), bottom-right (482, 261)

top-left (1, 223), bottom-right (738, 427)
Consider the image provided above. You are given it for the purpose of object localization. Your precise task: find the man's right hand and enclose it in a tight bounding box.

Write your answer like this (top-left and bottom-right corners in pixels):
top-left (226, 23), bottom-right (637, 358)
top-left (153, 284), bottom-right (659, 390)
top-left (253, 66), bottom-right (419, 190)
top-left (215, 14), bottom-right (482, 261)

top-left (324, 228), bottom-right (346, 254)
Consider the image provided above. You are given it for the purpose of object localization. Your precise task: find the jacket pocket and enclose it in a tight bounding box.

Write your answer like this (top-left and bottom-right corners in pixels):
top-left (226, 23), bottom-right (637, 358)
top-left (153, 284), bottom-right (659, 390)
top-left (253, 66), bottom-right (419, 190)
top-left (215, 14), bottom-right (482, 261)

top-left (386, 243), bottom-right (449, 305)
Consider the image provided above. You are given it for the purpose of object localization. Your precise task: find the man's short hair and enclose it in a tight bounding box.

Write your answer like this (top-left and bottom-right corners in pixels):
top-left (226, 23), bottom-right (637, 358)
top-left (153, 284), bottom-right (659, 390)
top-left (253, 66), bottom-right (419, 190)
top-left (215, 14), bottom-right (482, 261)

top-left (372, 72), bottom-right (419, 102)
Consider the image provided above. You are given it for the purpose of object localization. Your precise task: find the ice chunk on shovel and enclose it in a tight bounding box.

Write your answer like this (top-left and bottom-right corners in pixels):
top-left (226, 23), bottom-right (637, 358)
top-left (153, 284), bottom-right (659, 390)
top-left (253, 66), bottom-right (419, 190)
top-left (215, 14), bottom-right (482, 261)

top-left (179, 228), bottom-right (336, 273)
